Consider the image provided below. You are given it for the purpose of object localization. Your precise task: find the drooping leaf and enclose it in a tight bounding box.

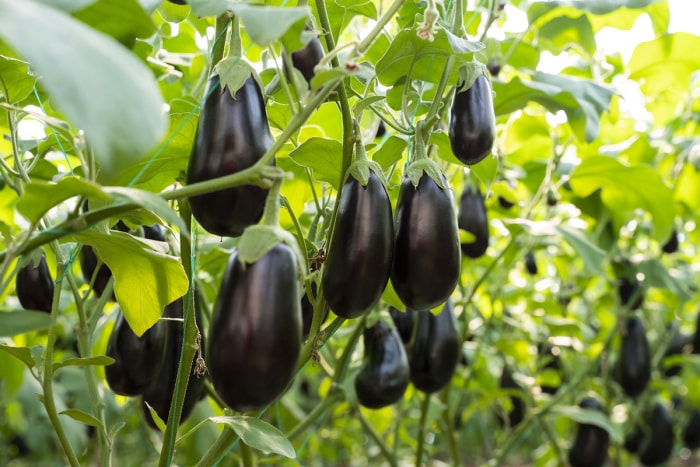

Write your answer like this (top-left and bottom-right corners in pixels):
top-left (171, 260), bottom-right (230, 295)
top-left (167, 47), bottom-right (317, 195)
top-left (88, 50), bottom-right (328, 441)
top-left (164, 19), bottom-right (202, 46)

top-left (288, 138), bottom-right (343, 190)
top-left (59, 409), bottom-right (104, 428)
top-left (550, 404), bottom-right (623, 444)
top-left (68, 230), bottom-right (189, 336)
top-left (103, 186), bottom-right (188, 236)
top-left (16, 177), bottom-right (110, 224)
top-left (0, 0), bottom-right (167, 181)
top-left (0, 344), bottom-right (35, 368)
top-left (53, 355), bottom-right (115, 372)
top-left (210, 415), bottom-right (296, 459)
top-left (569, 156), bottom-right (674, 242)
top-left (0, 311), bottom-right (53, 337)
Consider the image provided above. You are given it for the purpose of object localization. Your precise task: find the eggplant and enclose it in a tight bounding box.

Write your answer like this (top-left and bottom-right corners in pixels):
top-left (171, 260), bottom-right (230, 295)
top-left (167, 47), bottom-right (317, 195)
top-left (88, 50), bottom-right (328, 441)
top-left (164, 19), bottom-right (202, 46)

top-left (16, 253), bottom-right (54, 313)
top-left (618, 275), bottom-right (643, 310)
top-left (105, 310), bottom-right (167, 397)
top-left (301, 265), bottom-right (329, 339)
top-left (662, 328), bottom-right (690, 377)
top-left (354, 321), bottom-right (409, 409)
top-left (289, 35), bottom-right (325, 84)
top-left (499, 366), bottom-right (525, 428)
top-left (616, 316), bottom-right (651, 398)
top-left (209, 244), bottom-right (301, 412)
top-left (458, 185), bottom-right (489, 259)
top-left (187, 74), bottom-right (273, 237)
top-left (568, 397), bottom-right (609, 467)
top-left (322, 171), bottom-right (393, 319)
top-left (141, 295), bottom-right (205, 429)
top-left (683, 409), bottom-right (700, 450)
top-left (638, 402), bottom-right (674, 466)
top-left (388, 307), bottom-right (415, 345)
top-left (409, 300), bottom-right (460, 394)
top-left (524, 251), bottom-right (537, 276)
top-left (390, 174), bottom-right (460, 311)
top-left (448, 73), bottom-right (496, 166)
top-left (661, 228), bottom-right (679, 254)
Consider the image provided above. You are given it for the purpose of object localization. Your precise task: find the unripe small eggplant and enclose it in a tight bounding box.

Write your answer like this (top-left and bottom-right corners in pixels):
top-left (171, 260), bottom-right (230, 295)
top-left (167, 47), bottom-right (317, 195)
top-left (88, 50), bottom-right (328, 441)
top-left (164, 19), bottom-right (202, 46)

top-left (409, 300), bottom-right (460, 394)
top-left (16, 253), bottom-right (54, 313)
top-left (354, 321), bottom-right (409, 409)
top-left (458, 185), bottom-right (489, 259)
top-left (616, 316), bottom-right (651, 398)
top-left (568, 397), bottom-right (609, 467)
top-left (524, 251), bottom-right (537, 275)
top-left (290, 35), bottom-right (325, 84)
top-left (448, 74), bottom-right (496, 166)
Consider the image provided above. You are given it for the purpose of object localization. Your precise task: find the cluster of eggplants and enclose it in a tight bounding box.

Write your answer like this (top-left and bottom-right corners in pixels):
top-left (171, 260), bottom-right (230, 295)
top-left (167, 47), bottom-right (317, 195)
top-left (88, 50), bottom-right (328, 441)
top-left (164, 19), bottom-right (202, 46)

top-left (16, 252), bottom-right (54, 313)
top-left (354, 321), bottom-right (409, 409)
top-left (615, 316), bottom-right (651, 398)
top-left (448, 73), bottom-right (496, 166)
top-left (186, 74), bottom-right (273, 237)
top-left (142, 296), bottom-right (206, 429)
top-left (208, 244), bottom-right (301, 412)
top-left (409, 300), bottom-right (460, 394)
top-left (568, 397), bottom-right (609, 467)
top-left (322, 171), bottom-right (393, 319)
top-left (458, 185), bottom-right (489, 259)
top-left (390, 174), bottom-right (460, 311)
top-left (105, 310), bottom-right (167, 397)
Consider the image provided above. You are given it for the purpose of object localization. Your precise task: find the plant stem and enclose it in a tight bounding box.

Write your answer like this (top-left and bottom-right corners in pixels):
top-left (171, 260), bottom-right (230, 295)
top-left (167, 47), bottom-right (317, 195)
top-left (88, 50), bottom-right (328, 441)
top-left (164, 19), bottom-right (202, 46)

top-left (261, 178), bottom-right (282, 227)
top-left (42, 259), bottom-right (80, 467)
top-left (240, 440), bottom-right (255, 467)
top-left (195, 427), bottom-right (239, 467)
top-left (287, 392), bottom-right (339, 441)
top-left (354, 0), bottom-right (406, 56)
top-left (415, 393), bottom-right (431, 466)
top-left (209, 14), bottom-right (230, 76)
top-left (357, 408), bottom-right (398, 467)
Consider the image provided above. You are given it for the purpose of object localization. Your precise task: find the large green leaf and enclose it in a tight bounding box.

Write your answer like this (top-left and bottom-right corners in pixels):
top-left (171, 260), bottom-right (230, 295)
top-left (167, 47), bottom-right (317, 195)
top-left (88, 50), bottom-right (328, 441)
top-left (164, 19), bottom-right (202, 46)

top-left (210, 416), bottom-right (296, 459)
top-left (288, 138), bottom-right (343, 190)
top-left (68, 230), bottom-right (189, 336)
top-left (0, 0), bottom-right (167, 182)
top-left (375, 29), bottom-right (483, 87)
top-left (0, 43), bottom-right (36, 103)
top-left (538, 14), bottom-right (596, 55)
top-left (550, 404), bottom-right (623, 443)
top-left (323, 0), bottom-right (377, 43)
top-left (73, 0), bottom-right (155, 42)
top-left (16, 177), bottom-right (110, 224)
top-left (493, 72), bottom-right (613, 143)
top-left (0, 311), bottom-right (52, 337)
top-left (569, 156), bottom-right (674, 242)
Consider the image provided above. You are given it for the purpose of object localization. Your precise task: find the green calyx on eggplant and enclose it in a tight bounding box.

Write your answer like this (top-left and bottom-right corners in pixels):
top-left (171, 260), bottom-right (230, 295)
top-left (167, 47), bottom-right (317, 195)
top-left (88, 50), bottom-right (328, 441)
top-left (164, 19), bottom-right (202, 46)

top-left (616, 316), bottom-right (651, 398)
top-left (209, 243), bottom-right (301, 412)
top-left (187, 74), bottom-right (273, 237)
top-left (141, 295), bottom-right (206, 429)
top-left (498, 365), bottom-right (525, 428)
top-left (389, 307), bottom-right (415, 345)
top-left (105, 310), bottom-right (167, 397)
top-left (458, 185), bottom-right (489, 259)
top-left (322, 170), bottom-right (393, 319)
top-left (638, 402), bottom-right (674, 466)
top-left (568, 397), bottom-right (610, 467)
top-left (16, 252), bottom-right (54, 314)
top-left (448, 73), bottom-right (496, 166)
top-left (391, 173), bottom-right (460, 311)
top-left (409, 300), bottom-right (460, 394)
top-left (354, 320), bottom-right (410, 409)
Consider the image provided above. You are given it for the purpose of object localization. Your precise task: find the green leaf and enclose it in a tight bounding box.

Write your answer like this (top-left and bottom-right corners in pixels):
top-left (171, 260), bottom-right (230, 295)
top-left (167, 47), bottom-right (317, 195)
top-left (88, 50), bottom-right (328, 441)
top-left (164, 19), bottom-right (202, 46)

top-left (352, 96), bottom-right (385, 118)
top-left (324, 0), bottom-right (377, 42)
top-left (0, 346), bottom-right (25, 398)
top-left (189, 0), bottom-right (228, 17)
top-left (569, 156), bottom-right (674, 242)
top-left (375, 29), bottom-right (483, 87)
top-left (210, 415), bottom-right (296, 459)
top-left (59, 409), bottom-right (104, 428)
top-left (0, 44), bottom-right (37, 103)
top-left (229, 4), bottom-right (309, 47)
top-left (68, 230), bottom-right (189, 336)
top-left (288, 138), bottom-right (343, 190)
top-left (73, 0), bottom-right (155, 42)
top-left (538, 14), bottom-right (596, 55)
top-left (638, 259), bottom-right (693, 302)
top-left (16, 177), bottom-right (110, 224)
top-left (0, 311), bottom-right (52, 337)
top-left (0, 0), bottom-right (167, 182)
top-left (676, 164), bottom-right (700, 210)
top-left (0, 344), bottom-right (35, 368)
top-left (103, 186), bottom-right (188, 237)
top-left (53, 355), bottom-right (114, 372)
top-left (372, 136), bottom-right (407, 171)
top-left (144, 402), bottom-right (167, 431)
top-left (550, 404), bottom-right (623, 444)
top-left (493, 72), bottom-right (614, 143)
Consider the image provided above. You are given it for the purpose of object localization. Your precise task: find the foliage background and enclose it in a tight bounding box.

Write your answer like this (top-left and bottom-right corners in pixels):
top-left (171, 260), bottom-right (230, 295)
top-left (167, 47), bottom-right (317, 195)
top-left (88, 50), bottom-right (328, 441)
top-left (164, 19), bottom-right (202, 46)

top-left (0, 0), bottom-right (699, 465)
